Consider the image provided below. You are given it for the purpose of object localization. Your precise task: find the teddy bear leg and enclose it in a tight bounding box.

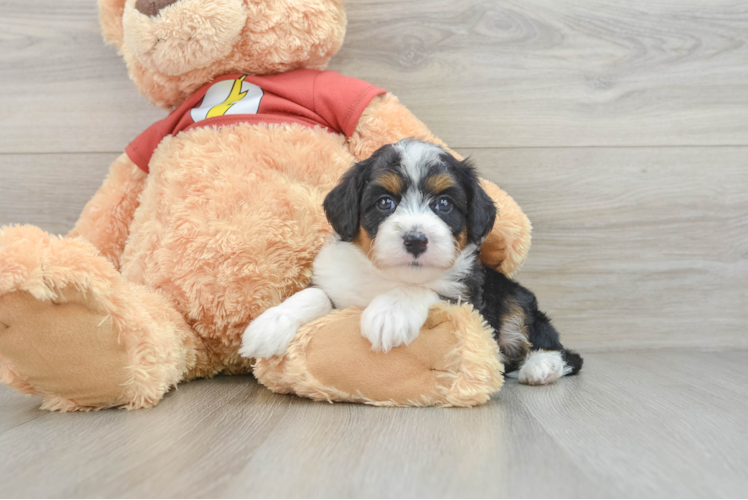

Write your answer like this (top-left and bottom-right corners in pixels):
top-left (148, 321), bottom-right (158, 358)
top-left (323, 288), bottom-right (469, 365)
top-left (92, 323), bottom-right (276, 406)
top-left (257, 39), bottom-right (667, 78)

top-left (0, 225), bottom-right (197, 411)
top-left (254, 302), bottom-right (504, 407)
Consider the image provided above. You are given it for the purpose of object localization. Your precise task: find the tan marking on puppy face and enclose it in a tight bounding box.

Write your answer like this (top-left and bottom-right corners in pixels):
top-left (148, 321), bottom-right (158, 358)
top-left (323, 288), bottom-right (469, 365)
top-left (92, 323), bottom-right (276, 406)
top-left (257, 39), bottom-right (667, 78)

top-left (353, 226), bottom-right (374, 258)
top-left (376, 172), bottom-right (402, 195)
top-left (499, 301), bottom-right (531, 363)
top-left (453, 228), bottom-right (469, 251)
top-left (427, 173), bottom-right (454, 193)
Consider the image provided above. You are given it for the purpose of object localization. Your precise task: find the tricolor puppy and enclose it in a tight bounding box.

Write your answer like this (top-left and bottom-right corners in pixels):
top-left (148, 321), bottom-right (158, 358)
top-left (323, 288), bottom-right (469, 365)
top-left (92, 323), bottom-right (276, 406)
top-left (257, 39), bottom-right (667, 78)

top-left (240, 139), bottom-right (582, 385)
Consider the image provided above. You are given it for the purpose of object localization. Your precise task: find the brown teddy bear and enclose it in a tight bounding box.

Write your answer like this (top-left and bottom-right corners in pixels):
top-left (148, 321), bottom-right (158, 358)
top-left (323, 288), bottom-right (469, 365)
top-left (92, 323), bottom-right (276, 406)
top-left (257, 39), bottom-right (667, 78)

top-left (0, 0), bottom-right (531, 411)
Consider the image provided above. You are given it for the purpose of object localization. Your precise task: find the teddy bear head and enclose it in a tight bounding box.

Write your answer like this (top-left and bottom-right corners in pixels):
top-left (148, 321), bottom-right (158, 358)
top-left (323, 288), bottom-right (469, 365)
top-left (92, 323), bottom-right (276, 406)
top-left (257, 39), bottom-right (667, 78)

top-left (99, 0), bottom-right (347, 109)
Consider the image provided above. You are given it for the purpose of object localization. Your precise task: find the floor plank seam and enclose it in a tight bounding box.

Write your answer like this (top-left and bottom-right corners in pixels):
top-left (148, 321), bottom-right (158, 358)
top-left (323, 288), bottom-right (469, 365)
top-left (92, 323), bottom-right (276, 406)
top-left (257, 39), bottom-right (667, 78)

top-left (3, 144), bottom-right (748, 157)
top-left (580, 347), bottom-right (748, 355)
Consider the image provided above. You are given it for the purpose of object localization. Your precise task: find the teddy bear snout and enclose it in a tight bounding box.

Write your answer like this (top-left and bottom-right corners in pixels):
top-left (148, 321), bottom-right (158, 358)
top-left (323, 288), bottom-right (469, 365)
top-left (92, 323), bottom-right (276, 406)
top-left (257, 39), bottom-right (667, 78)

top-left (134, 0), bottom-right (181, 17)
top-left (123, 0), bottom-right (248, 76)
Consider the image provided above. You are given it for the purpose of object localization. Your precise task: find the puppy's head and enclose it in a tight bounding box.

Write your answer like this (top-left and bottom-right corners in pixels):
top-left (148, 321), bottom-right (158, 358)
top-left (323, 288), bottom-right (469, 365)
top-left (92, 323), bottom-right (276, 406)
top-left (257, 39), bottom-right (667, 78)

top-left (324, 139), bottom-right (496, 276)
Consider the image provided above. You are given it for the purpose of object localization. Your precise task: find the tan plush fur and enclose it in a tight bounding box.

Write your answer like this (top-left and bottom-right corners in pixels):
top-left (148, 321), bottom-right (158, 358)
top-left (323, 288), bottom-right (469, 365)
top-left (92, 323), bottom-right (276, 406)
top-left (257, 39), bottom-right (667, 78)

top-left (121, 124), bottom-right (349, 346)
top-left (479, 180), bottom-right (532, 277)
top-left (99, 0), bottom-right (127, 48)
top-left (349, 93), bottom-right (453, 161)
top-left (68, 154), bottom-right (147, 270)
top-left (254, 302), bottom-right (503, 407)
top-left (116, 0), bottom-right (348, 108)
top-left (0, 0), bottom-right (531, 410)
top-left (123, 0), bottom-right (247, 76)
top-left (0, 226), bottom-right (196, 410)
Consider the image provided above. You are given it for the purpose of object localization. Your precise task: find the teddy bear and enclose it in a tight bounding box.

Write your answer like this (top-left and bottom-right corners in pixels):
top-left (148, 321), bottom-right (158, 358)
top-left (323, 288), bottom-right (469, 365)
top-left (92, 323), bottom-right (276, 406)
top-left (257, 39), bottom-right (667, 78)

top-left (0, 0), bottom-right (531, 411)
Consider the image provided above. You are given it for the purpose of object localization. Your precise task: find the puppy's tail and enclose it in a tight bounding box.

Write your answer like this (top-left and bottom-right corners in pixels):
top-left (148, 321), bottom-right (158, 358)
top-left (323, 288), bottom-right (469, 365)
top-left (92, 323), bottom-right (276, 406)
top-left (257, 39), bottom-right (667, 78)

top-left (561, 349), bottom-right (584, 376)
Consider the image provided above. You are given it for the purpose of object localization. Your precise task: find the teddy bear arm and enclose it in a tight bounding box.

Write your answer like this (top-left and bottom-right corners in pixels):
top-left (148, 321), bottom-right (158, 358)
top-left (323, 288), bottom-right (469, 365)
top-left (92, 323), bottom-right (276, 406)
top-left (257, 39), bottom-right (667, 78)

top-left (67, 153), bottom-right (147, 270)
top-left (479, 180), bottom-right (532, 277)
top-left (348, 93), bottom-right (463, 162)
top-left (254, 303), bottom-right (504, 407)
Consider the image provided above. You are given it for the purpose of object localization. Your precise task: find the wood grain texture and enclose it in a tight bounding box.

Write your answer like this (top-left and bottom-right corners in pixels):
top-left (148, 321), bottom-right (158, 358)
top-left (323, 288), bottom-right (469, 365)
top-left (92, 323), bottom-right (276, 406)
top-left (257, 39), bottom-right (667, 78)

top-left (1, 0), bottom-right (748, 153)
top-left (0, 0), bottom-right (165, 154)
top-left (1, 1), bottom-right (747, 498)
top-left (3, 148), bottom-right (746, 351)
top-left (0, 154), bottom-right (117, 236)
top-left (0, 383), bottom-right (46, 435)
top-left (0, 351), bottom-right (746, 498)
top-left (465, 146), bottom-right (748, 352)
top-left (338, 0), bottom-right (748, 148)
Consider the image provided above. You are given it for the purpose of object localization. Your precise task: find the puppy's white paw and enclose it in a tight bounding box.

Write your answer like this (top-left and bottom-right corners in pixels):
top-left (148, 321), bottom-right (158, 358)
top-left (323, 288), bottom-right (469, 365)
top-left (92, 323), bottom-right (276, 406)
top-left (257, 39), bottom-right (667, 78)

top-left (239, 308), bottom-right (299, 359)
top-left (518, 351), bottom-right (565, 385)
top-left (360, 295), bottom-right (428, 352)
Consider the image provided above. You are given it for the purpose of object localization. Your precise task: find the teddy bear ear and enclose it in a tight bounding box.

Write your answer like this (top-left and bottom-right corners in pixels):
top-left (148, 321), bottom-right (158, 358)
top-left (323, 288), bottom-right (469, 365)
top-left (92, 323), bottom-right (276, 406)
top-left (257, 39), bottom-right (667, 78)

top-left (99, 0), bottom-right (127, 48)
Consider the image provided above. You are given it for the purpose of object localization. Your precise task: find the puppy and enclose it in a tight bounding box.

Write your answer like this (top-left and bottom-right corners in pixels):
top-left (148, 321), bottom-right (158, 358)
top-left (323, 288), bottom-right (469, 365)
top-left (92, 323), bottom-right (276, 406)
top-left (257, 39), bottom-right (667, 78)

top-left (240, 139), bottom-right (582, 385)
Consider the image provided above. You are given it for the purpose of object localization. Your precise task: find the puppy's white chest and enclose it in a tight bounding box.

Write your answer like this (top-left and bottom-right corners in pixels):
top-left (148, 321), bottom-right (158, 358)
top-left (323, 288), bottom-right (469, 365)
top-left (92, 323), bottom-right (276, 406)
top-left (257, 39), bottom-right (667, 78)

top-left (311, 239), bottom-right (474, 309)
top-left (311, 240), bottom-right (395, 309)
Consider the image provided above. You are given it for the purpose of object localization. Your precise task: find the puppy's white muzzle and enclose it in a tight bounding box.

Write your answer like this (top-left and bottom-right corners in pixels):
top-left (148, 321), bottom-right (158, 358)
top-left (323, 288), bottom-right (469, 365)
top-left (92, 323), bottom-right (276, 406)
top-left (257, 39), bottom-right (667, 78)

top-left (373, 210), bottom-right (456, 271)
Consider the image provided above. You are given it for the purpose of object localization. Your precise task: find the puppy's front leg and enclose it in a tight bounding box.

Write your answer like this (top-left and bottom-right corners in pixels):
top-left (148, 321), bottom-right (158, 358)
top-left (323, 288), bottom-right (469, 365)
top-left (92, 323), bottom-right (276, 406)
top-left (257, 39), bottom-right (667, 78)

top-left (240, 287), bottom-right (333, 359)
top-left (360, 287), bottom-right (440, 352)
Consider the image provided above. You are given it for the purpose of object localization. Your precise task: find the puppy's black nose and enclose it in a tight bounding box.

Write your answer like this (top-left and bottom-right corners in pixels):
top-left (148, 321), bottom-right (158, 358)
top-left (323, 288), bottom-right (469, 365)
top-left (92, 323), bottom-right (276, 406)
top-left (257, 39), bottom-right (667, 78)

top-left (403, 232), bottom-right (428, 257)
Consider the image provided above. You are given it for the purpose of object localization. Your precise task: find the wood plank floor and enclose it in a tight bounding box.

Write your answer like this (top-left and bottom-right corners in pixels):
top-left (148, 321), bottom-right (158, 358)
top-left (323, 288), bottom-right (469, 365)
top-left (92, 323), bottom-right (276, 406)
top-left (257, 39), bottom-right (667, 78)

top-left (1, 0), bottom-right (748, 153)
top-left (1, 0), bottom-right (748, 498)
top-left (1, 351), bottom-right (747, 498)
top-left (1, 0), bottom-right (747, 353)
top-left (3, 147), bottom-right (746, 352)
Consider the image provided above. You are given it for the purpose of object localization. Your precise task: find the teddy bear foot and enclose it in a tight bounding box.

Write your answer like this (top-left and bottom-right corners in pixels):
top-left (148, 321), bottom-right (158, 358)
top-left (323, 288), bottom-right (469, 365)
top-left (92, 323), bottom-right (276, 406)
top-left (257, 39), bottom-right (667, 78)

top-left (0, 225), bottom-right (194, 411)
top-left (0, 289), bottom-right (131, 411)
top-left (254, 302), bottom-right (504, 407)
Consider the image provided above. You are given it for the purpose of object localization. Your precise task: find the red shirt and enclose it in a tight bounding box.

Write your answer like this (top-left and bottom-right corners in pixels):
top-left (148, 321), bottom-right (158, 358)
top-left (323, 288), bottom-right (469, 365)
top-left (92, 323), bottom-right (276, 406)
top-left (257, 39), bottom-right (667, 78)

top-left (126, 69), bottom-right (386, 173)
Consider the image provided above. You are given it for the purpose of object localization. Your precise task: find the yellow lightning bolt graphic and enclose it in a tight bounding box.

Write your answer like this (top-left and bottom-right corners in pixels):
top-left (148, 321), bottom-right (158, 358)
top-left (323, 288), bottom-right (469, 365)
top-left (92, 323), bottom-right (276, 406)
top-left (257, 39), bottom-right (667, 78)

top-left (206, 76), bottom-right (248, 119)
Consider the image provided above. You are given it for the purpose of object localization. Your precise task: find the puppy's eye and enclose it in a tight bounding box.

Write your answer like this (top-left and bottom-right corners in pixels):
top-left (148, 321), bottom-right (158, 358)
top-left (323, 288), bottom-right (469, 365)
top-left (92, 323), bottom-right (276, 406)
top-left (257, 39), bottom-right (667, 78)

top-left (377, 196), bottom-right (396, 211)
top-left (433, 197), bottom-right (453, 213)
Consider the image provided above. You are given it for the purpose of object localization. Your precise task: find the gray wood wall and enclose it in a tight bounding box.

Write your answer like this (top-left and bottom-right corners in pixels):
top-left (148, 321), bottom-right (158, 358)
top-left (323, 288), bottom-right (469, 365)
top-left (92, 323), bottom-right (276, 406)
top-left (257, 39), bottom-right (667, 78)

top-left (1, 0), bottom-right (746, 352)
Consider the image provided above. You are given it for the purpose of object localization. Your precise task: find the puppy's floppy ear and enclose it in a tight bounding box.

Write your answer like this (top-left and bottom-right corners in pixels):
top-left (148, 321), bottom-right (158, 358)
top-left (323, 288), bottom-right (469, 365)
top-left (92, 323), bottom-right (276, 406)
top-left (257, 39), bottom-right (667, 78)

top-left (323, 158), bottom-right (372, 241)
top-left (468, 178), bottom-right (498, 244)
top-left (453, 157), bottom-right (497, 244)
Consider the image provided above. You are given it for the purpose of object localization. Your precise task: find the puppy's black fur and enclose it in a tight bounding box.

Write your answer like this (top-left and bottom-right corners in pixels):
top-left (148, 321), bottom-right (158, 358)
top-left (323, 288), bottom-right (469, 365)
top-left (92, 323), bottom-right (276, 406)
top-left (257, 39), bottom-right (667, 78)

top-left (324, 154), bottom-right (374, 242)
top-left (443, 150), bottom-right (583, 376)
top-left (325, 140), bottom-right (582, 377)
top-left (442, 153), bottom-right (497, 245)
top-left (324, 143), bottom-right (496, 245)
top-left (463, 265), bottom-right (583, 375)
